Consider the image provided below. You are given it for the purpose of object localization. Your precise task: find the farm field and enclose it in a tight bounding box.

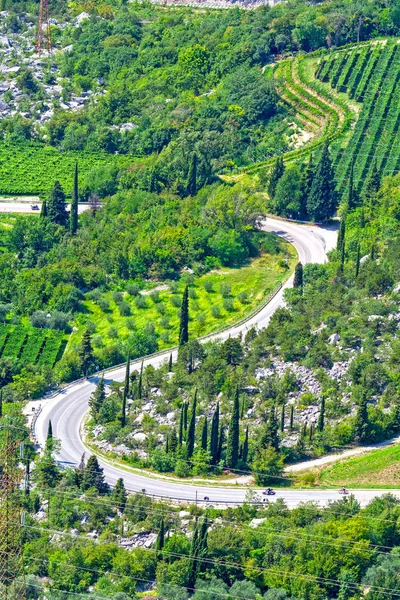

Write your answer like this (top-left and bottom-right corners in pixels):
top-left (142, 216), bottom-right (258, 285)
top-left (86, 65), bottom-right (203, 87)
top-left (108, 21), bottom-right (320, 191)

top-left (71, 234), bottom-right (297, 354)
top-left (0, 324), bottom-right (65, 368)
top-left (0, 142), bottom-right (133, 195)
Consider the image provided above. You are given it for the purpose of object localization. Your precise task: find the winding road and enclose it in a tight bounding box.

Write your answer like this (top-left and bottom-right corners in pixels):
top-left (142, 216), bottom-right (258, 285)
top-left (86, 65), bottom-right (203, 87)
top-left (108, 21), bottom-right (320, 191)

top-left (34, 217), bottom-right (393, 509)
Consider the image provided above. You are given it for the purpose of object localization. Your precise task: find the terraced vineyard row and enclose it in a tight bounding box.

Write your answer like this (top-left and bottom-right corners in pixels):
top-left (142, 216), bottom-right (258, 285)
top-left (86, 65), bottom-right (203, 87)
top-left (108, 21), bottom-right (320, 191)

top-left (316, 40), bottom-right (400, 195)
top-left (0, 143), bottom-right (133, 195)
top-left (0, 325), bottom-right (66, 367)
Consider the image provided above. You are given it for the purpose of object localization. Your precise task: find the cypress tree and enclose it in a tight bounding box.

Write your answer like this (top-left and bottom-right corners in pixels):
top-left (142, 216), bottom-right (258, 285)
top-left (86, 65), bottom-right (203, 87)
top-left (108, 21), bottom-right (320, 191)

top-left (149, 167), bottom-right (158, 193)
top-left (156, 518), bottom-right (165, 553)
top-left (178, 404), bottom-right (184, 446)
top-left (290, 405), bottom-right (294, 430)
top-left (47, 420), bottom-right (53, 442)
top-left (354, 391), bottom-right (370, 443)
top-left (121, 356), bottom-right (130, 427)
top-left (89, 374), bottom-right (106, 422)
top-left (226, 387), bottom-right (240, 468)
top-left (340, 234), bottom-right (345, 271)
top-left (337, 217), bottom-right (346, 253)
top-left (179, 286), bottom-right (189, 347)
top-left (40, 199), bottom-right (48, 218)
top-left (170, 429), bottom-right (178, 453)
top-left (293, 262), bottom-right (303, 290)
top-left (262, 406), bottom-right (280, 451)
top-left (70, 161), bottom-right (79, 234)
top-left (217, 426), bottom-right (225, 463)
top-left (346, 159), bottom-right (357, 211)
top-left (201, 417), bottom-right (208, 451)
top-left (79, 328), bottom-right (94, 376)
top-left (268, 156), bottom-right (285, 199)
top-left (0, 388), bottom-right (2, 418)
top-left (138, 361), bottom-right (143, 400)
top-left (242, 426), bottom-right (249, 464)
top-left (168, 353), bottom-right (173, 372)
top-left (363, 159), bottom-right (380, 210)
top-left (186, 152), bottom-right (198, 197)
top-left (81, 455), bottom-right (108, 493)
top-left (187, 520), bottom-right (199, 589)
top-left (280, 404), bottom-right (285, 433)
top-left (113, 478), bottom-right (127, 512)
top-left (183, 400), bottom-right (188, 431)
top-left (300, 153), bottom-right (314, 218)
top-left (309, 423), bottom-right (314, 442)
top-left (210, 403), bottom-right (219, 464)
top-left (355, 242), bottom-right (361, 278)
top-left (47, 180), bottom-right (68, 226)
top-left (307, 143), bottom-right (337, 222)
top-left (317, 396), bottom-right (325, 432)
top-left (165, 434), bottom-right (169, 453)
top-left (187, 390), bottom-right (197, 459)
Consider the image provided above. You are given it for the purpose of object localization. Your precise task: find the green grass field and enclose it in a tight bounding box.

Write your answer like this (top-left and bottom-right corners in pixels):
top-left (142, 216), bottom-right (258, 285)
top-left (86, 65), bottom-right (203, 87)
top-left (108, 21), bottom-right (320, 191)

top-left (70, 235), bottom-right (297, 352)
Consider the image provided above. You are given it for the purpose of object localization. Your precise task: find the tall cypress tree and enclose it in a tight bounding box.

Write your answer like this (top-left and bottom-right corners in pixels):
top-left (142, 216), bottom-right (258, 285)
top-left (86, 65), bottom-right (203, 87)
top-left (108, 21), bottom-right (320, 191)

top-left (226, 387), bottom-right (240, 468)
top-left (217, 426), bottom-right (225, 463)
top-left (290, 405), bottom-right (294, 430)
top-left (179, 286), bottom-right (189, 347)
top-left (156, 517), bottom-right (165, 553)
top-left (178, 404), bottom-right (184, 446)
top-left (168, 353), bottom-right (173, 372)
top-left (210, 403), bottom-right (219, 464)
top-left (337, 217), bottom-right (346, 253)
top-left (113, 478), bottom-right (127, 512)
top-left (242, 426), bottom-right (249, 464)
top-left (186, 152), bottom-right (198, 197)
top-left (170, 429), bottom-right (178, 453)
top-left (187, 390), bottom-right (197, 459)
top-left (79, 329), bottom-right (94, 376)
top-left (355, 242), bottom-right (361, 278)
top-left (307, 143), bottom-right (337, 222)
top-left (354, 391), bottom-right (370, 443)
top-left (47, 420), bottom-right (53, 442)
top-left (70, 162), bottom-right (79, 234)
top-left (268, 156), bottom-right (285, 200)
top-left (89, 374), bottom-right (106, 422)
top-left (300, 153), bottom-right (314, 218)
top-left (293, 262), bottom-right (303, 290)
top-left (317, 396), bottom-right (325, 432)
top-left (121, 357), bottom-right (130, 427)
top-left (363, 159), bottom-right (380, 210)
top-left (40, 199), bottom-right (48, 218)
top-left (0, 388), bottom-right (3, 418)
top-left (201, 417), bottom-right (208, 451)
top-left (183, 400), bottom-right (188, 431)
top-left (47, 180), bottom-right (68, 226)
top-left (346, 159), bottom-right (358, 211)
top-left (280, 404), bottom-right (285, 433)
top-left (138, 361), bottom-right (143, 400)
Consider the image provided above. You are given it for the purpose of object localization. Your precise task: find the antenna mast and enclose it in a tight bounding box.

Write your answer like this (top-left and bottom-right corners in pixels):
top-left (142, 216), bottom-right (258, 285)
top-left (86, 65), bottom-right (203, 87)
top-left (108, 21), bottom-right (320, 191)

top-left (36, 0), bottom-right (52, 55)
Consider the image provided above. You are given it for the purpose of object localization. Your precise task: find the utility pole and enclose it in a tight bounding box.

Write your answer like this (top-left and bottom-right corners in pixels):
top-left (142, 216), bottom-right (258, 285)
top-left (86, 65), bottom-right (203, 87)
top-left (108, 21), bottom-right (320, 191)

top-left (36, 0), bottom-right (52, 55)
top-left (0, 431), bottom-right (26, 599)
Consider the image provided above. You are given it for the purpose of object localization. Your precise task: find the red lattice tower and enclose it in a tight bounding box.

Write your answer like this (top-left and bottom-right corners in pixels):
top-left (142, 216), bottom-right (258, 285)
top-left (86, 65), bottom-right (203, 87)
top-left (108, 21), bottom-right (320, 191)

top-left (36, 0), bottom-right (52, 55)
top-left (0, 431), bottom-right (26, 599)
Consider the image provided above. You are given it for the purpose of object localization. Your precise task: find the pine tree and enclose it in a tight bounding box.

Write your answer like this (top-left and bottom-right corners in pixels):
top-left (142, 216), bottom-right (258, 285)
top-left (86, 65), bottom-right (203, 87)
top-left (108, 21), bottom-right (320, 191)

top-left (46, 420), bottom-right (53, 449)
top-left (89, 375), bottom-right (106, 422)
top-left (307, 143), bottom-right (337, 222)
top-left (262, 406), bottom-right (280, 451)
top-left (169, 429), bottom-right (178, 453)
top-left (226, 387), bottom-right (240, 468)
top-left (354, 391), bottom-right (370, 443)
top-left (187, 390), bottom-right (197, 459)
top-left (121, 357), bottom-right (130, 427)
top-left (242, 426), bottom-right (249, 464)
top-left (217, 426), bottom-right (225, 463)
top-left (113, 478), bottom-right (127, 512)
top-left (168, 353), bottom-right (173, 372)
top-left (156, 517), bottom-right (165, 553)
top-left (280, 404), bottom-right (285, 433)
top-left (186, 152), bottom-right (197, 197)
top-left (337, 217), bottom-right (346, 253)
top-left (290, 405), bottom-right (294, 430)
top-left (201, 417), bottom-right (208, 451)
top-left (300, 153), bottom-right (314, 218)
top-left (268, 156), bottom-right (285, 199)
top-left (210, 403), bottom-right (219, 464)
top-left (40, 199), bottom-right (48, 218)
top-left (346, 159), bottom-right (358, 211)
top-left (317, 396), bottom-right (325, 432)
top-left (183, 400), bottom-right (188, 431)
top-left (363, 159), bottom-right (380, 210)
top-left (355, 242), bottom-right (361, 278)
top-left (179, 286), bottom-right (189, 347)
top-left (81, 455), bottom-right (108, 493)
top-left (70, 162), bottom-right (79, 234)
top-left (293, 262), bottom-right (303, 290)
top-left (79, 329), bottom-right (94, 376)
top-left (178, 404), bottom-right (184, 446)
top-left (47, 180), bottom-right (68, 226)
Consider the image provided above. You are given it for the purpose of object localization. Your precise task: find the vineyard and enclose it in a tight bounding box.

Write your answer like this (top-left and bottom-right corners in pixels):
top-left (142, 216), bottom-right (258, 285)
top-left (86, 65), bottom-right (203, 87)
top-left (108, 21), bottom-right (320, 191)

top-left (316, 39), bottom-right (400, 195)
top-left (0, 143), bottom-right (133, 195)
top-left (0, 325), bottom-right (66, 368)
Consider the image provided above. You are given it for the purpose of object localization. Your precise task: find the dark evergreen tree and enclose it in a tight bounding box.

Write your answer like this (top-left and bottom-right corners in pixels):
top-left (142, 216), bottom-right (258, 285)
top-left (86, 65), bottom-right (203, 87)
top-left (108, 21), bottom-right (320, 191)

top-left (307, 143), bottom-right (337, 221)
top-left (47, 180), bottom-right (68, 226)
top-left (179, 286), bottom-right (189, 347)
top-left (183, 400), bottom-right (188, 431)
top-left (201, 417), bottom-right (208, 451)
top-left (165, 433), bottom-right (169, 453)
top-left (178, 404), bottom-right (184, 446)
top-left (186, 152), bottom-right (197, 197)
top-left (293, 262), bottom-right (303, 290)
top-left (75, 452), bottom-right (86, 487)
top-left (169, 429), bottom-right (178, 453)
top-left (81, 455), bottom-right (108, 493)
top-left (220, 337), bottom-right (243, 367)
top-left (46, 420), bottom-right (53, 449)
top-left (70, 161), bottom-right (79, 234)
top-left (149, 167), bottom-right (158, 193)
top-left (262, 406), bottom-right (280, 451)
top-left (226, 387), bottom-right (240, 468)
top-left (363, 159), bottom-right (380, 210)
top-left (138, 361), bottom-right (143, 400)
top-left (346, 159), bottom-right (358, 211)
top-left (0, 388), bottom-right (3, 418)
top-left (217, 426), bottom-right (225, 463)
top-left (89, 375), bottom-right (106, 422)
top-left (210, 403), bottom-right (219, 464)
top-left (79, 329), bottom-right (94, 376)
top-left (168, 353), bottom-right (173, 372)
top-left (337, 217), bottom-right (346, 253)
top-left (121, 356), bottom-right (130, 427)
top-left (113, 477), bottom-right (127, 512)
top-left (40, 199), bottom-right (47, 218)
top-left (156, 517), bottom-right (165, 553)
top-left (280, 404), bottom-right (285, 433)
top-left (355, 242), bottom-right (361, 278)
top-left (317, 396), bottom-right (325, 432)
top-left (290, 405), bottom-right (294, 430)
top-left (187, 390), bottom-right (197, 459)
top-left (300, 153), bottom-right (314, 218)
top-left (242, 426), bottom-right (249, 464)
top-left (354, 391), bottom-right (370, 443)
top-left (268, 156), bottom-right (285, 199)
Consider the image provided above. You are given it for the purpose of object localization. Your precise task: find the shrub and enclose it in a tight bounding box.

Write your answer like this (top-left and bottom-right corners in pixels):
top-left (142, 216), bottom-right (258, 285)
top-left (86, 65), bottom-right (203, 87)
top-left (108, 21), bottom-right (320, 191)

top-left (126, 283), bottom-right (140, 296)
top-left (160, 317), bottom-right (170, 329)
top-left (112, 291), bottom-right (123, 304)
top-left (238, 291), bottom-right (249, 304)
top-left (188, 288), bottom-right (197, 299)
top-left (47, 311), bottom-right (71, 331)
top-left (134, 295), bottom-right (147, 309)
top-left (98, 298), bottom-right (110, 312)
top-left (211, 305), bottom-right (221, 319)
top-left (126, 318), bottom-right (135, 330)
top-left (144, 322), bottom-right (155, 335)
top-left (203, 280), bottom-right (213, 293)
top-left (170, 295), bottom-right (182, 308)
top-left (119, 301), bottom-right (131, 316)
top-left (160, 332), bottom-right (170, 344)
top-left (223, 298), bottom-right (235, 312)
top-left (150, 291), bottom-right (161, 303)
top-left (108, 326), bottom-right (119, 339)
top-left (92, 335), bottom-right (103, 348)
top-left (86, 289), bottom-right (102, 302)
top-left (220, 283), bottom-right (231, 298)
top-left (156, 302), bottom-right (166, 315)
top-left (30, 311), bottom-right (47, 328)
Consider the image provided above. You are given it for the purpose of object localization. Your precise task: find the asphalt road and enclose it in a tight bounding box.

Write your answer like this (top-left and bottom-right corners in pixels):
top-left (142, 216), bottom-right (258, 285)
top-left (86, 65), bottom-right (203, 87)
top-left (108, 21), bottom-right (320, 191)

top-left (0, 201), bottom-right (90, 214)
top-left (34, 217), bottom-right (388, 508)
